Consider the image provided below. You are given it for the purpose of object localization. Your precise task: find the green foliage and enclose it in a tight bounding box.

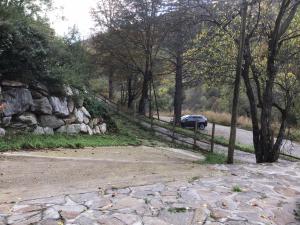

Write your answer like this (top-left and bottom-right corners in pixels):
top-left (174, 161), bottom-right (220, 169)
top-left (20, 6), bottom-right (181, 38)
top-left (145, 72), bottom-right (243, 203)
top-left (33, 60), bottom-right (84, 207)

top-left (168, 208), bottom-right (187, 213)
top-left (84, 97), bottom-right (118, 132)
top-left (0, 19), bottom-right (51, 81)
top-left (0, 2), bottom-right (95, 90)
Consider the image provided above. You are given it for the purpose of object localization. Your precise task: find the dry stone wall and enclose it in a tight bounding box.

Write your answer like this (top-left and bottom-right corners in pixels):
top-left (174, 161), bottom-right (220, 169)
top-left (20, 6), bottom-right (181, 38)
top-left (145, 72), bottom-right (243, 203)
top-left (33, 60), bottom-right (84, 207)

top-left (0, 80), bottom-right (107, 136)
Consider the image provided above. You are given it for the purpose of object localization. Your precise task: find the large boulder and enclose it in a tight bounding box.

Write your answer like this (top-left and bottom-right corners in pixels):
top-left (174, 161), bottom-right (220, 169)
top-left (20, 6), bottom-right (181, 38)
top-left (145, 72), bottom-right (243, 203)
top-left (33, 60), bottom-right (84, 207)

top-left (67, 99), bottom-right (75, 113)
top-left (2, 80), bottom-right (27, 88)
top-left (31, 97), bottom-right (53, 115)
top-left (34, 126), bottom-right (54, 135)
top-left (64, 114), bottom-right (77, 125)
top-left (31, 90), bottom-right (44, 99)
top-left (18, 113), bottom-right (37, 126)
top-left (83, 116), bottom-right (90, 125)
top-left (80, 107), bottom-right (91, 118)
top-left (9, 122), bottom-right (28, 130)
top-left (0, 128), bottom-right (5, 136)
top-left (99, 123), bottom-right (107, 134)
top-left (87, 125), bottom-right (93, 135)
top-left (74, 108), bottom-right (84, 123)
top-left (57, 124), bottom-right (81, 135)
top-left (89, 118), bottom-right (99, 129)
top-left (93, 126), bottom-right (101, 135)
top-left (39, 115), bottom-right (65, 129)
top-left (80, 124), bottom-right (93, 135)
top-left (33, 126), bottom-right (45, 135)
top-left (80, 124), bottom-right (88, 133)
top-left (49, 97), bottom-right (69, 118)
top-left (2, 88), bottom-right (33, 117)
top-left (30, 82), bottom-right (49, 97)
top-left (44, 127), bottom-right (54, 135)
top-left (1, 117), bottom-right (12, 127)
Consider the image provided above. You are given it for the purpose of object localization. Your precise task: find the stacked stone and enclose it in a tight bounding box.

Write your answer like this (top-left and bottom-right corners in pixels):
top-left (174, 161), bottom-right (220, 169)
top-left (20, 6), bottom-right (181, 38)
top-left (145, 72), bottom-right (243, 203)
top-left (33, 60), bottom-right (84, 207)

top-left (0, 80), bottom-right (107, 136)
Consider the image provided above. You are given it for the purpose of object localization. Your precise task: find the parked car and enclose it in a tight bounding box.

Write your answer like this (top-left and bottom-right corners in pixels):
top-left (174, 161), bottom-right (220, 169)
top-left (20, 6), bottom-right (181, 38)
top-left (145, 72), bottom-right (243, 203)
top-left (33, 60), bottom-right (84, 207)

top-left (171, 115), bottom-right (208, 130)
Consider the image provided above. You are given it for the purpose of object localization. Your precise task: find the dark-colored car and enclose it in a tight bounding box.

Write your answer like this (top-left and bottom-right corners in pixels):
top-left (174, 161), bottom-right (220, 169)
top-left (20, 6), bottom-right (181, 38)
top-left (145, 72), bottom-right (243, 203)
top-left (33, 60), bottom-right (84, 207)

top-left (180, 115), bottom-right (208, 130)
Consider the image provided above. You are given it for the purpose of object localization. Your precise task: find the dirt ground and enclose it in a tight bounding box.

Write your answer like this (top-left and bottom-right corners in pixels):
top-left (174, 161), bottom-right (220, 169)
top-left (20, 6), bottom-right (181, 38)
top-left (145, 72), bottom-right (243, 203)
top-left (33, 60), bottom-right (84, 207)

top-left (0, 146), bottom-right (223, 204)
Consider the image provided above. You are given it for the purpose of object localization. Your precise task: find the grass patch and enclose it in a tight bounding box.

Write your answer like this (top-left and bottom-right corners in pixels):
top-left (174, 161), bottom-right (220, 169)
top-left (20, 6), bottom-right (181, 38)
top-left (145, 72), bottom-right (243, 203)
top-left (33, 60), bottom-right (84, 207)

top-left (213, 136), bottom-right (254, 153)
top-left (195, 152), bottom-right (227, 164)
top-left (0, 132), bottom-right (141, 152)
top-left (189, 176), bottom-right (200, 183)
top-left (0, 110), bottom-right (200, 152)
top-left (232, 185), bottom-right (243, 192)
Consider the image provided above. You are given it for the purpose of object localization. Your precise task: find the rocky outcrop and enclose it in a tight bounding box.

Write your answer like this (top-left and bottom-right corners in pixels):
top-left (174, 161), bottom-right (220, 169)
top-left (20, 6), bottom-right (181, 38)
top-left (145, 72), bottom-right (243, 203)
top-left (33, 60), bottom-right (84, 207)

top-left (2, 88), bottom-right (33, 117)
top-left (0, 81), bottom-right (107, 136)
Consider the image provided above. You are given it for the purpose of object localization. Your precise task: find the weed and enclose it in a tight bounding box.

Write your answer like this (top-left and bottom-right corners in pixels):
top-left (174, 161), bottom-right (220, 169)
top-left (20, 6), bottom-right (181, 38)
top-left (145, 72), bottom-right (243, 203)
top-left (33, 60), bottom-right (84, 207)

top-left (232, 185), bottom-right (243, 192)
top-left (168, 207), bottom-right (187, 213)
top-left (144, 198), bottom-right (150, 204)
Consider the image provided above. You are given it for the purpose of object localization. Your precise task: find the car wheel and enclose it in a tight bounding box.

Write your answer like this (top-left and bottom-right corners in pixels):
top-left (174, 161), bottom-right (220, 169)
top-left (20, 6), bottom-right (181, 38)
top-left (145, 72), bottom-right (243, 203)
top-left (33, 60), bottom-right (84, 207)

top-left (199, 123), bottom-right (205, 130)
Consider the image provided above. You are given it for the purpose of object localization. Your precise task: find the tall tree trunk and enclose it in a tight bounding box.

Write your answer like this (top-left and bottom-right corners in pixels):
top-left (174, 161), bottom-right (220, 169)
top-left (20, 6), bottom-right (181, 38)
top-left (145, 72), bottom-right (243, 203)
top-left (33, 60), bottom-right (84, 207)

top-left (139, 70), bottom-right (151, 115)
top-left (127, 76), bottom-right (134, 109)
top-left (227, 0), bottom-right (247, 164)
top-left (174, 50), bottom-right (183, 125)
top-left (108, 67), bottom-right (114, 100)
top-left (242, 41), bottom-right (262, 163)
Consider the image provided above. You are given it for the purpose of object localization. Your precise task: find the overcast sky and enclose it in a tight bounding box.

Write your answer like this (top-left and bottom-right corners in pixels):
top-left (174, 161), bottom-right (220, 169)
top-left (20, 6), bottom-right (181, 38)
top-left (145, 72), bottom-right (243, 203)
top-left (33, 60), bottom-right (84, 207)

top-left (49, 0), bottom-right (98, 38)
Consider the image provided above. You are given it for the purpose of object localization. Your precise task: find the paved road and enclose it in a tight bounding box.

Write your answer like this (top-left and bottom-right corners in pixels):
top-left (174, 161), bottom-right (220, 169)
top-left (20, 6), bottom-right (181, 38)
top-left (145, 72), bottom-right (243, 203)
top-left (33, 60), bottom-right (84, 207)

top-left (159, 116), bottom-right (300, 159)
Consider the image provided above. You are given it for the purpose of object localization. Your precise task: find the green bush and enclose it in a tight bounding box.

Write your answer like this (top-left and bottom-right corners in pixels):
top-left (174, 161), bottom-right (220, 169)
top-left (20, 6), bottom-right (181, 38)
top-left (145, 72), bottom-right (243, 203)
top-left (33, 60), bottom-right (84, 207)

top-left (84, 97), bottom-right (118, 132)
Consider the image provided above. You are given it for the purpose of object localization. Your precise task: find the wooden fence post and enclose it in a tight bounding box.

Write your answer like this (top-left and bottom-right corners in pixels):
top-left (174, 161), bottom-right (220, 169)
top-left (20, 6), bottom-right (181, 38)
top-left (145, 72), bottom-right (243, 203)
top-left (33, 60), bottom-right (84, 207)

top-left (172, 116), bottom-right (176, 143)
top-left (211, 122), bottom-right (215, 152)
top-left (150, 112), bottom-right (154, 129)
top-left (194, 121), bottom-right (198, 149)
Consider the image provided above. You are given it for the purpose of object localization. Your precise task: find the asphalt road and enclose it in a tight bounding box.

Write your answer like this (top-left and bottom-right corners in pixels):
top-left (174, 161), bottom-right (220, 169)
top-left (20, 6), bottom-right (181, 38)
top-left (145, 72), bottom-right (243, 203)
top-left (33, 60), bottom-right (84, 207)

top-left (159, 116), bottom-right (300, 159)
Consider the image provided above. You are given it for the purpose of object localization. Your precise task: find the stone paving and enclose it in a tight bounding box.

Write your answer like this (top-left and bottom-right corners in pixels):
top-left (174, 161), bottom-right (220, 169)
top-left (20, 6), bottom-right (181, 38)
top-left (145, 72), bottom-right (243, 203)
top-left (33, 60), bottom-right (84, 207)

top-left (0, 162), bottom-right (299, 225)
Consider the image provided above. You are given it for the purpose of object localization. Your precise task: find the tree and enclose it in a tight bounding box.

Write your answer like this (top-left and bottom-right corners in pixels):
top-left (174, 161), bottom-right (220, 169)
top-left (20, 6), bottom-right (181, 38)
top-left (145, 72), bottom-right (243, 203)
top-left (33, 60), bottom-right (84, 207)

top-left (242, 0), bottom-right (300, 162)
top-left (161, 0), bottom-right (201, 124)
top-left (93, 0), bottom-right (169, 115)
top-left (193, 0), bottom-right (300, 163)
top-left (227, 0), bottom-right (248, 164)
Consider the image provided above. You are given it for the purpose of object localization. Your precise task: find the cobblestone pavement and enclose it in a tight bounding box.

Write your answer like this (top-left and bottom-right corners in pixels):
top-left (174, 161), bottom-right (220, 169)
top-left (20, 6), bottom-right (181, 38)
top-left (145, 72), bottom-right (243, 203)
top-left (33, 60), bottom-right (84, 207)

top-left (0, 162), bottom-right (299, 225)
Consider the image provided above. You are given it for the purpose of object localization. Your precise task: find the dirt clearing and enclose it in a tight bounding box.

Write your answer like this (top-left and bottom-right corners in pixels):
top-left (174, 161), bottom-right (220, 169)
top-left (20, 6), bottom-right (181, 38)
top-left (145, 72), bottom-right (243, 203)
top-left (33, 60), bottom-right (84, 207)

top-left (0, 146), bottom-right (222, 204)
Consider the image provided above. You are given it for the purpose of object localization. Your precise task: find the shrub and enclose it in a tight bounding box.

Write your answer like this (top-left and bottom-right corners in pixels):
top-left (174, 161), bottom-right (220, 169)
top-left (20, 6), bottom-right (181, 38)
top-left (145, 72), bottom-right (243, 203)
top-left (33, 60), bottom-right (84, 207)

top-left (84, 96), bottom-right (118, 132)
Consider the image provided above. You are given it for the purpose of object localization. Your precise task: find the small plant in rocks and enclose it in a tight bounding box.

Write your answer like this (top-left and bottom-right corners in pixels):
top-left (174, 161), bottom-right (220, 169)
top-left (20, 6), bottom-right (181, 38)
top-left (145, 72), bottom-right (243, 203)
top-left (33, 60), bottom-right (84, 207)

top-left (232, 185), bottom-right (243, 192)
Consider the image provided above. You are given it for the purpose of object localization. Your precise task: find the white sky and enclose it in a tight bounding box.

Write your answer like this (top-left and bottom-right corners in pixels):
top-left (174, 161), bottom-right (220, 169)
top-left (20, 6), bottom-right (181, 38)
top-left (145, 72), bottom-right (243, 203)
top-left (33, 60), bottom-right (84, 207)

top-left (49, 0), bottom-right (98, 38)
